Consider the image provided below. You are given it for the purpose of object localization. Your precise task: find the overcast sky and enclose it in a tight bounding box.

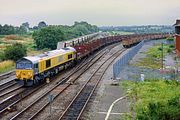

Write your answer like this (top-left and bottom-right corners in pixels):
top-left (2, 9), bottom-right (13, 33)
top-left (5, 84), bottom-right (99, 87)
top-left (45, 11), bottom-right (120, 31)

top-left (0, 0), bottom-right (179, 26)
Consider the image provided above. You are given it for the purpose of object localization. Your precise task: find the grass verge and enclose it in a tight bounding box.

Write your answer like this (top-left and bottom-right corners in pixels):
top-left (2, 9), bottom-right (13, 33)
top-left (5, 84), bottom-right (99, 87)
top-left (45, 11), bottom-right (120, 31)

top-left (121, 79), bottom-right (180, 119)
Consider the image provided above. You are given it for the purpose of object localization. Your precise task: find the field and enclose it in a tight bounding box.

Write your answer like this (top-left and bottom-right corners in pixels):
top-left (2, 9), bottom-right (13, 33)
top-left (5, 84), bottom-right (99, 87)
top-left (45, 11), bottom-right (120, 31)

top-left (0, 35), bottom-right (33, 52)
top-left (0, 35), bottom-right (49, 74)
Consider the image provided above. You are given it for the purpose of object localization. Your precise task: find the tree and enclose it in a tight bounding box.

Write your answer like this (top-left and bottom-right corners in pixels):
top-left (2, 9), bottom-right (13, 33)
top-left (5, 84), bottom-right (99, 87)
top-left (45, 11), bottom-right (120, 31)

top-left (1, 24), bottom-right (15, 35)
top-left (21, 22), bottom-right (30, 32)
top-left (22, 22), bottom-right (30, 29)
top-left (4, 43), bottom-right (27, 61)
top-left (0, 24), bottom-right (2, 34)
top-left (33, 21), bottom-right (99, 50)
top-left (33, 26), bottom-right (64, 50)
top-left (38, 21), bottom-right (47, 29)
top-left (33, 26), bottom-right (39, 30)
top-left (18, 25), bottom-right (27, 34)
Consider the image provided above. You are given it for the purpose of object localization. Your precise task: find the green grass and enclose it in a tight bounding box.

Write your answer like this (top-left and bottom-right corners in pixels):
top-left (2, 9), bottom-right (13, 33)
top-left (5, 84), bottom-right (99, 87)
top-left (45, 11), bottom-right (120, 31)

top-left (134, 44), bottom-right (174, 69)
top-left (0, 60), bottom-right (15, 73)
top-left (0, 35), bottom-right (5, 38)
top-left (166, 36), bottom-right (174, 41)
top-left (121, 79), bottom-right (180, 119)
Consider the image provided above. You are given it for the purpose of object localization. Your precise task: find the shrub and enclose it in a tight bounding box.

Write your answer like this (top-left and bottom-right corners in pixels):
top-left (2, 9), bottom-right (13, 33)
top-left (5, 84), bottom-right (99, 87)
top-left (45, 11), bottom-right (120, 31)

top-left (158, 47), bottom-right (162, 51)
top-left (166, 37), bottom-right (174, 41)
top-left (167, 48), bottom-right (172, 53)
top-left (137, 100), bottom-right (180, 120)
top-left (0, 51), bottom-right (5, 61)
top-left (4, 43), bottom-right (27, 61)
top-left (169, 45), bottom-right (174, 48)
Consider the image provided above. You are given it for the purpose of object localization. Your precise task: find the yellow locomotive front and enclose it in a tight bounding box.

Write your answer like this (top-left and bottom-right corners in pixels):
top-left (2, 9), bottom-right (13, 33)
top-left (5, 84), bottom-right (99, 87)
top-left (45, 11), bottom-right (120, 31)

top-left (15, 58), bottom-right (35, 86)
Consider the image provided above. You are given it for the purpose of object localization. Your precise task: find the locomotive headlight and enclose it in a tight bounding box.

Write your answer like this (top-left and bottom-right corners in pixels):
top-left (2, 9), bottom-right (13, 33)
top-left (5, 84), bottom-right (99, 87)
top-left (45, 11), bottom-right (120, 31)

top-left (27, 72), bottom-right (33, 79)
top-left (28, 72), bottom-right (32, 76)
top-left (16, 71), bottom-right (21, 78)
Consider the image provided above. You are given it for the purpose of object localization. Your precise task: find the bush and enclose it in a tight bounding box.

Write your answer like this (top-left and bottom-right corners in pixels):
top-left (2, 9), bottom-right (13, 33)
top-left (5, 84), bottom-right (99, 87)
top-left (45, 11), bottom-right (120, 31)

top-left (137, 97), bottom-right (180, 120)
top-left (4, 43), bottom-right (27, 61)
top-left (167, 48), bottom-right (172, 53)
top-left (0, 51), bottom-right (5, 61)
top-left (166, 37), bottom-right (174, 41)
top-left (169, 45), bottom-right (174, 48)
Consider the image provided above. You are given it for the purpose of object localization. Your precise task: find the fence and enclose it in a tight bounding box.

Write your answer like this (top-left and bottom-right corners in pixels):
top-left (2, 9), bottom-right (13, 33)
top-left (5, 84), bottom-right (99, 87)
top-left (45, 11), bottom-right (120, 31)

top-left (165, 40), bottom-right (174, 45)
top-left (113, 41), bottom-right (144, 79)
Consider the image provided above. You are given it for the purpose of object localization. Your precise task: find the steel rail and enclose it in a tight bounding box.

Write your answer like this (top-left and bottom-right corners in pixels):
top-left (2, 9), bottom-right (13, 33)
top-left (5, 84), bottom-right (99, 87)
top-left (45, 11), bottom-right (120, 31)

top-left (0, 85), bottom-right (23, 98)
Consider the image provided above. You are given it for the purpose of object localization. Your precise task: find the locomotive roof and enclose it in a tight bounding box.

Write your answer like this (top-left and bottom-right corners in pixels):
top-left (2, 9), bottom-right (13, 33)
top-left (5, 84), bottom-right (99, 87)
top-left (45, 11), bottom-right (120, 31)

top-left (23, 47), bottom-right (76, 64)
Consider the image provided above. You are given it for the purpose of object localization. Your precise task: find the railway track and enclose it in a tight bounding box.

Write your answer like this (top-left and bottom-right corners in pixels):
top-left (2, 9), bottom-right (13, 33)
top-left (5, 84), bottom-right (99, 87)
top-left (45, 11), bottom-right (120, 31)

top-left (0, 79), bottom-right (17, 92)
top-left (0, 71), bottom-right (15, 80)
top-left (0, 79), bottom-right (24, 102)
top-left (59, 48), bottom-right (126, 120)
top-left (0, 85), bottom-right (23, 98)
top-left (9, 47), bottom-right (109, 120)
top-left (0, 85), bottom-right (41, 115)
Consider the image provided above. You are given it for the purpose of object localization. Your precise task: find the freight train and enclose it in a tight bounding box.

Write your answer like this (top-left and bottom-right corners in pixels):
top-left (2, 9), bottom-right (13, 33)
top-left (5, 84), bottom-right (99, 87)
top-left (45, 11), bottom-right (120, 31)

top-left (15, 33), bottom-right (169, 86)
top-left (122, 33), bottom-right (169, 48)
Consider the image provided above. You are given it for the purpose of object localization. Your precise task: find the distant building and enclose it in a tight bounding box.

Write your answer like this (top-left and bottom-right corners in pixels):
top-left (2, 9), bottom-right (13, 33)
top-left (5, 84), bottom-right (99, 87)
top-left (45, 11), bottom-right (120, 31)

top-left (174, 20), bottom-right (180, 56)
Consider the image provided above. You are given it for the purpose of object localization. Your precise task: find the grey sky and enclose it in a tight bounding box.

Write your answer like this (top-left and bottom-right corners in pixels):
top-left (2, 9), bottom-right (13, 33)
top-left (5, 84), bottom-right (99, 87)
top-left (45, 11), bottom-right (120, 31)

top-left (0, 0), bottom-right (179, 26)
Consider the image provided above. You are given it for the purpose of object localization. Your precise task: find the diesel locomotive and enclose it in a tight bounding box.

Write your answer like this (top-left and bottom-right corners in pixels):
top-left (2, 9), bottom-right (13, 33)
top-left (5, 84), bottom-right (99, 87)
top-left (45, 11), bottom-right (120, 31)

top-left (16, 47), bottom-right (76, 86)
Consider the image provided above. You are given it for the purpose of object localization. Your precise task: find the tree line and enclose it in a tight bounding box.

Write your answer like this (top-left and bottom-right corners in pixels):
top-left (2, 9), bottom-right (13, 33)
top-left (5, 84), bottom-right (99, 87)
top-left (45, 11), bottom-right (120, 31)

top-left (33, 21), bottom-right (99, 50)
top-left (0, 21), bottom-right (99, 61)
top-left (0, 24), bottom-right (27, 35)
top-left (0, 21), bottom-right (48, 35)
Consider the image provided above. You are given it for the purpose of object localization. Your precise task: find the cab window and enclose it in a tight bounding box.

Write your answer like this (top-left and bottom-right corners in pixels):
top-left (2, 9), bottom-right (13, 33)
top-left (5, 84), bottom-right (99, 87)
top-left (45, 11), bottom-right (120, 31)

top-left (34, 63), bottom-right (38, 69)
top-left (46, 59), bottom-right (51, 68)
top-left (68, 54), bottom-right (72, 59)
top-left (16, 63), bottom-right (32, 69)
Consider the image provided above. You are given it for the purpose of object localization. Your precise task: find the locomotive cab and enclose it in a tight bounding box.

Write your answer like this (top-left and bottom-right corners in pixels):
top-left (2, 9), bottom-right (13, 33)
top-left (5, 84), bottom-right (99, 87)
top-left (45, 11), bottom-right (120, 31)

top-left (15, 58), bottom-right (35, 86)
